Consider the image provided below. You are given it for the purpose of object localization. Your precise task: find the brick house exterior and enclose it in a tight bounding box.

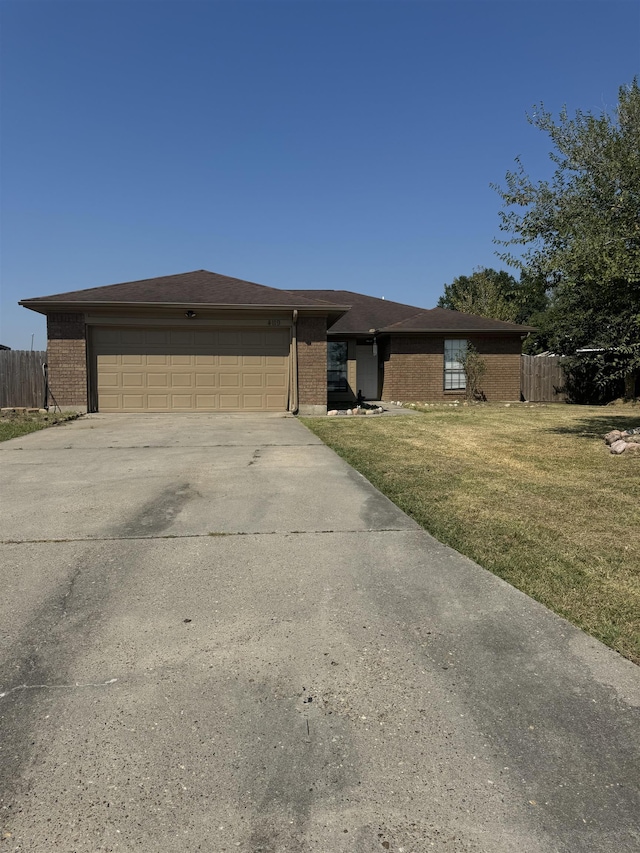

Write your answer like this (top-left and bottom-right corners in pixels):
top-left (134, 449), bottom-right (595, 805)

top-left (296, 315), bottom-right (328, 414)
top-left (20, 270), bottom-right (533, 413)
top-left (46, 313), bottom-right (88, 408)
top-left (381, 334), bottom-right (522, 402)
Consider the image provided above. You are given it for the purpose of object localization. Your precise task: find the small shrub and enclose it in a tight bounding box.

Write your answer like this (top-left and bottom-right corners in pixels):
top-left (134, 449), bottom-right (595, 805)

top-left (461, 345), bottom-right (487, 402)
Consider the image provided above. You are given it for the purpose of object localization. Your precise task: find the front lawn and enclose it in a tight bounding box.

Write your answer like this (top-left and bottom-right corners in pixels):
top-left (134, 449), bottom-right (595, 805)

top-left (303, 404), bottom-right (640, 664)
top-left (0, 410), bottom-right (81, 442)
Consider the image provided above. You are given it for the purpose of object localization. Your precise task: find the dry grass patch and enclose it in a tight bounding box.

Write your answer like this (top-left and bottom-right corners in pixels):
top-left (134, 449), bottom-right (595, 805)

top-left (303, 405), bottom-right (640, 664)
top-left (0, 410), bottom-right (81, 442)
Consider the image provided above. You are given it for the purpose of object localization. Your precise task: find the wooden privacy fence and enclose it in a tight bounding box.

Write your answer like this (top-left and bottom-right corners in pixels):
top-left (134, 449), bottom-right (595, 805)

top-left (521, 354), bottom-right (567, 403)
top-left (0, 351), bottom-right (47, 408)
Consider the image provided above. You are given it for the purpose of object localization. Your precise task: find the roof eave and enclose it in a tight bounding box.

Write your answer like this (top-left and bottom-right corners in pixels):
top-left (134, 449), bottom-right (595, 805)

top-left (380, 326), bottom-right (536, 334)
top-left (20, 299), bottom-right (351, 319)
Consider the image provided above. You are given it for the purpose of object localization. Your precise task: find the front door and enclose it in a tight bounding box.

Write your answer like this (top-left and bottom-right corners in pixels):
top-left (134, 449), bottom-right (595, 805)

top-left (356, 343), bottom-right (379, 400)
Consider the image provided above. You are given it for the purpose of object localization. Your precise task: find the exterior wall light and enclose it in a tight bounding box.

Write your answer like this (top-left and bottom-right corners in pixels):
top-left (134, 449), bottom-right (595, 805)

top-left (185, 310), bottom-right (197, 318)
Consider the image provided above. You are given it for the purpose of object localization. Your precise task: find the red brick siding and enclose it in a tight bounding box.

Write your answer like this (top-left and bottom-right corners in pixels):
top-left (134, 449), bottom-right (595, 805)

top-left (381, 334), bottom-right (522, 402)
top-left (46, 313), bottom-right (88, 407)
top-left (297, 316), bottom-right (327, 408)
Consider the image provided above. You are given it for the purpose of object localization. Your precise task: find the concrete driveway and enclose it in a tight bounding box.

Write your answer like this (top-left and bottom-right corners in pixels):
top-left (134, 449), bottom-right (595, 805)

top-left (0, 414), bottom-right (638, 853)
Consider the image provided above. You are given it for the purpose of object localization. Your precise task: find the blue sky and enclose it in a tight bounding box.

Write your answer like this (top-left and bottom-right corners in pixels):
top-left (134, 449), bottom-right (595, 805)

top-left (1, 0), bottom-right (638, 350)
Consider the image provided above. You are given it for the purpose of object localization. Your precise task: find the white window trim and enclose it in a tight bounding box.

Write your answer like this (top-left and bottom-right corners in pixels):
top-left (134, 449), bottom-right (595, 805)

top-left (444, 339), bottom-right (467, 391)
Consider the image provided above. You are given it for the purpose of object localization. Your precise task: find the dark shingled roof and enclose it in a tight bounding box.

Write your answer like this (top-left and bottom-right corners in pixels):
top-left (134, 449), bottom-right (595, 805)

top-left (20, 273), bottom-right (534, 334)
top-left (287, 290), bottom-right (431, 333)
top-left (382, 307), bottom-right (535, 333)
top-left (20, 270), bottom-right (333, 309)
top-left (289, 290), bottom-right (534, 334)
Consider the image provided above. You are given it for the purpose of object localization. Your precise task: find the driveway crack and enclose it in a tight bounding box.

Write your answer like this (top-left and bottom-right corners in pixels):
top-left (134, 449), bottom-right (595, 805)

top-left (1, 528), bottom-right (409, 545)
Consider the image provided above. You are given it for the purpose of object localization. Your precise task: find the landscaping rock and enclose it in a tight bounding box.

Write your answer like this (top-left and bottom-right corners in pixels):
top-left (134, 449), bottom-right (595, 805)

top-left (604, 426), bottom-right (640, 454)
top-left (610, 439), bottom-right (628, 454)
top-left (327, 410), bottom-right (338, 416)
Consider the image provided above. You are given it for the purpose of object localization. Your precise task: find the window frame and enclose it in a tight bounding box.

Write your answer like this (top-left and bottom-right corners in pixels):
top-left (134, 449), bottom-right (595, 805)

top-left (327, 340), bottom-right (349, 393)
top-left (444, 339), bottom-right (467, 391)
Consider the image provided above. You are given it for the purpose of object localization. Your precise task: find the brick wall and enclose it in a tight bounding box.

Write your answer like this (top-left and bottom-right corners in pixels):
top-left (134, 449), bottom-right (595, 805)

top-left (381, 334), bottom-right (523, 402)
top-left (46, 313), bottom-right (88, 409)
top-left (297, 315), bottom-right (327, 414)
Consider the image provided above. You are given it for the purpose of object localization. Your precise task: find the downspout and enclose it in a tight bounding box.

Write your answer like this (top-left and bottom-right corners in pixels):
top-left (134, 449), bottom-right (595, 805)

top-left (290, 309), bottom-right (299, 414)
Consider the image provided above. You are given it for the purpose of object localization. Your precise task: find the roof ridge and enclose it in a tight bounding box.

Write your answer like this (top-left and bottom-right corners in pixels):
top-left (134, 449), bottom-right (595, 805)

top-left (381, 308), bottom-right (435, 331)
top-left (290, 288), bottom-right (427, 313)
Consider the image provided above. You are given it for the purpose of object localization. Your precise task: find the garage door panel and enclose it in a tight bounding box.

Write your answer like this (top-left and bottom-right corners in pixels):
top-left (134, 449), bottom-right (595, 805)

top-left (220, 374), bottom-right (240, 388)
top-left (171, 373), bottom-right (193, 388)
top-left (266, 394), bottom-right (287, 408)
top-left (241, 394), bottom-right (264, 408)
top-left (196, 374), bottom-right (217, 388)
top-left (242, 373), bottom-right (264, 388)
top-left (99, 394), bottom-right (120, 409)
top-left (93, 326), bottom-right (289, 412)
top-left (219, 394), bottom-right (241, 408)
top-left (171, 394), bottom-right (194, 408)
top-left (99, 372), bottom-right (119, 387)
top-left (122, 373), bottom-right (144, 387)
top-left (122, 394), bottom-right (145, 408)
top-left (148, 394), bottom-right (170, 408)
top-left (266, 373), bottom-right (286, 388)
top-left (195, 394), bottom-right (217, 407)
top-left (148, 374), bottom-right (169, 387)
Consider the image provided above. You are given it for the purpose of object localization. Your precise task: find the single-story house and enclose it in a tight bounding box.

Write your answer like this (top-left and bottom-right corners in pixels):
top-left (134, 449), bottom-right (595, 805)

top-left (20, 269), bottom-right (534, 415)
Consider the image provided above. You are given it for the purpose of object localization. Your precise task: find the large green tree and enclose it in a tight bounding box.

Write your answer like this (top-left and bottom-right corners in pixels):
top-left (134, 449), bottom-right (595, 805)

top-left (494, 79), bottom-right (640, 398)
top-left (437, 267), bottom-right (548, 327)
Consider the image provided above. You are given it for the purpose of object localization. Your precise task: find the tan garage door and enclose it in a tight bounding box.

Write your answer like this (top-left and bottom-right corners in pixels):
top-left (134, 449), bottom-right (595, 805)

top-left (92, 326), bottom-right (290, 412)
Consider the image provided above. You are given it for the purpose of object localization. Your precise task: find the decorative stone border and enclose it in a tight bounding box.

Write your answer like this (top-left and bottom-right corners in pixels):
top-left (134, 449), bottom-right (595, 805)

top-left (604, 429), bottom-right (640, 454)
top-left (327, 406), bottom-right (385, 417)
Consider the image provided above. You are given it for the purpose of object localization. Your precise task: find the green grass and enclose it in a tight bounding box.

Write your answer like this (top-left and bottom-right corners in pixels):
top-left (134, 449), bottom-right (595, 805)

top-left (302, 404), bottom-right (640, 664)
top-left (0, 411), bottom-right (81, 442)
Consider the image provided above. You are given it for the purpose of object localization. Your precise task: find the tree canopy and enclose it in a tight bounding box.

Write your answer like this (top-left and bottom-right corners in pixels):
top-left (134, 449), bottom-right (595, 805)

top-left (437, 267), bottom-right (548, 328)
top-left (493, 79), bottom-right (640, 397)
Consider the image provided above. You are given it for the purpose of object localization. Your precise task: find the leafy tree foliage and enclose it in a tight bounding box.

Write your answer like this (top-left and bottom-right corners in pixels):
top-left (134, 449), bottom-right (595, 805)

top-left (494, 79), bottom-right (640, 398)
top-left (437, 267), bottom-right (548, 325)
